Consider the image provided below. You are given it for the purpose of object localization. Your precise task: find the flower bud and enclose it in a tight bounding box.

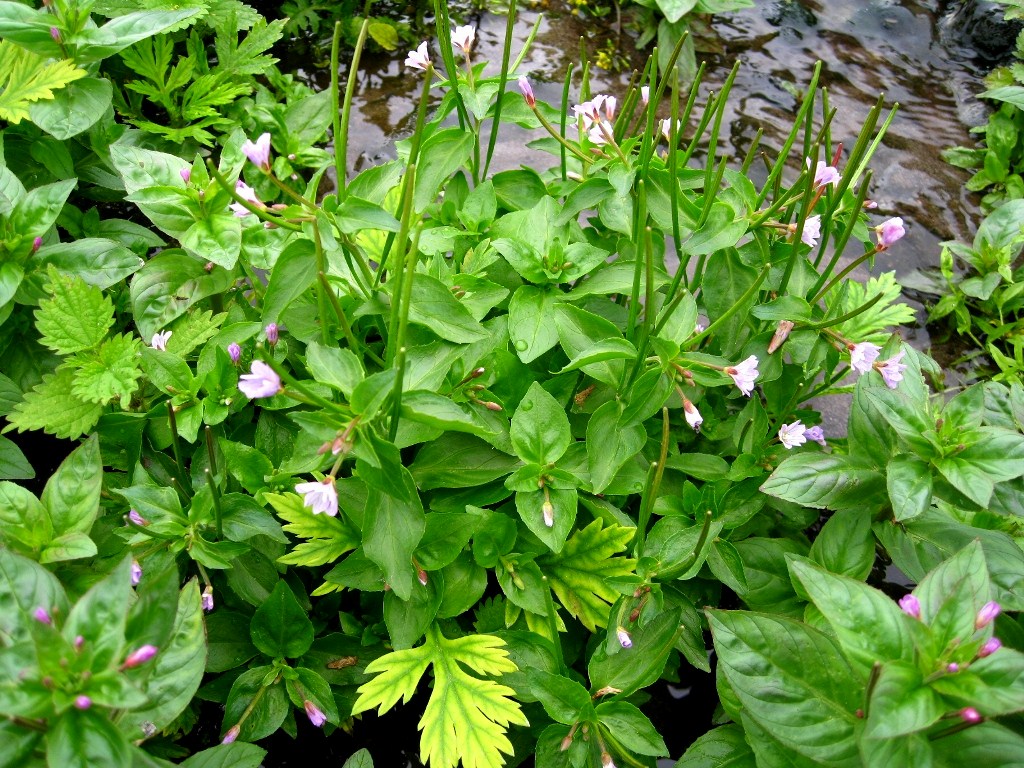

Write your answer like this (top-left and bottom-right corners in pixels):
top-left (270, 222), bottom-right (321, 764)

top-left (417, 567), bottom-right (429, 587)
top-left (483, 400), bottom-right (503, 411)
top-left (49, 26), bottom-right (60, 41)
top-left (180, 167), bottom-right (191, 184)
top-left (601, 753), bottom-right (616, 768)
top-left (542, 501), bottom-right (554, 528)
top-left (131, 560), bottom-right (142, 586)
top-left (202, 586), bottom-right (214, 613)
top-left (304, 700), bottom-right (327, 727)
top-left (128, 509), bottom-right (148, 527)
top-left (222, 725), bottom-right (240, 744)
top-left (976, 601), bottom-right (1000, 629)
top-left (121, 645), bottom-right (159, 669)
top-left (32, 236), bottom-right (43, 252)
top-left (682, 398), bottom-right (702, 431)
top-left (959, 707), bottom-right (982, 724)
top-left (898, 594), bottom-right (921, 619)
top-left (767, 320), bottom-right (795, 354)
top-left (74, 695), bottom-right (92, 710)
top-left (616, 626), bottom-right (632, 649)
top-left (265, 322), bottom-right (279, 345)
top-left (978, 637), bottom-right (1001, 658)
top-left (34, 607), bottom-right (52, 625)
top-left (560, 734), bottom-right (573, 751)
top-left (947, 662), bottom-right (959, 673)
top-left (227, 342), bottom-right (241, 363)
top-left (518, 76), bottom-right (536, 108)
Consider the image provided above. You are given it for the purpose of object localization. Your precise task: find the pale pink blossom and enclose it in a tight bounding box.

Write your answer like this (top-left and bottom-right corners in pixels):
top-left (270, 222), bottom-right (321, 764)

top-left (587, 124), bottom-right (609, 145)
top-left (74, 695), bottom-right (91, 710)
top-left (960, 707), bottom-right (982, 724)
top-left (296, 477), bottom-right (338, 516)
top-left (978, 637), bottom-right (1002, 658)
top-left (304, 700), bottom-right (327, 727)
top-left (640, 85), bottom-right (650, 105)
top-left (683, 399), bottom-right (703, 431)
top-left (976, 601), bottom-right (1001, 629)
top-left (875, 350), bottom-right (907, 389)
top-left (131, 560), bottom-right (142, 586)
top-left (518, 76), bottom-right (535, 107)
top-left (128, 509), bottom-right (148, 527)
top-left (201, 586), bottom-right (214, 612)
top-left (660, 118), bottom-right (679, 143)
top-left (805, 425), bottom-right (826, 447)
top-left (542, 500), bottom-right (554, 528)
top-left (875, 217), bottom-right (905, 249)
top-left (726, 355), bottom-right (759, 397)
top-left (899, 594), bottom-right (921, 619)
top-left (229, 180), bottom-right (263, 217)
top-left (801, 215), bottom-right (822, 247)
top-left (848, 341), bottom-right (881, 375)
top-left (778, 421), bottom-right (807, 450)
top-left (150, 330), bottom-right (171, 351)
top-left (616, 627), bottom-right (632, 649)
top-left (180, 168), bottom-right (191, 184)
top-left (451, 25), bottom-right (475, 55)
top-left (811, 159), bottom-right (840, 188)
top-left (241, 133), bottom-right (272, 172)
top-left (238, 360), bottom-right (282, 398)
top-left (405, 41), bottom-right (431, 71)
top-left (222, 726), bottom-right (240, 744)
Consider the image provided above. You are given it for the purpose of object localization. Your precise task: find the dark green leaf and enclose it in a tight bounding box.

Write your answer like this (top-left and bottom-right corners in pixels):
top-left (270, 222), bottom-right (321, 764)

top-left (250, 580), bottom-right (315, 658)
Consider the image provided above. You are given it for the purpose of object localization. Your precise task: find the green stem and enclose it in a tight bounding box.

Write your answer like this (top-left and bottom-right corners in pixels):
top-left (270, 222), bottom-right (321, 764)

top-left (805, 293), bottom-right (883, 330)
top-left (483, 0), bottom-right (518, 178)
top-left (312, 221), bottom-right (331, 345)
top-left (386, 166), bottom-right (418, 362)
top-left (257, 353), bottom-right (348, 414)
top-left (206, 161), bottom-right (301, 232)
top-left (336, 6), bottom-right (372, 195)
top-left (811, 247), bottom-right (877, 304)
top-left (388, 227), bottom-right (422, 441)
top-left (533, 106), bottom-right (593, 164)
top-left (541, 576), bottom-right (566, 675)
top-left (687, 265), bottom-right (770, 348)
top-left (319, 272), bottom-right (382, 365)
top-left (166, 402), bottom-right (189, 493)
top-left (634, 408), bottom-right (670, 557)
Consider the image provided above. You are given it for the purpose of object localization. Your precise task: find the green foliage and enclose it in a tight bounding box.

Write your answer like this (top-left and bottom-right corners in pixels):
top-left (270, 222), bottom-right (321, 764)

top-left (353, 624), bottom-right (528, 768)
top-left (0, 41), bottom-right (86, 123)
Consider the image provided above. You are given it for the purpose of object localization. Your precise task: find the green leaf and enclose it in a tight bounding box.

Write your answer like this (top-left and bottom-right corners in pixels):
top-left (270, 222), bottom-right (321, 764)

top-left (0, 547), bottom-right (67, 644)
top-left (262, 238), bottom-right (316, 325)
top-left (29, 76), bottom-right (112, 139)
top-left (587, 401), bottom-right (646, 494)
top-left (509, 285), bottom-right (559, 363)
top-left (414, 129), bottom-right (474, 211)
top-left (8, 368), bottom-right (104, 439)
top-left (407, 273), bottom-right (489, 344)
top-left (250, 580), bottom-right (315, 658)
top-left (219, 440), bottom-right (273, 495)
top-left (588, 609), bottom-right (682, 697)
top-left (887, 454), bottom-right (933, 522)
top-left (305, 341), bottom-right (364, 398)
top-left (385, 578), bottom-right (442, 650)
top-left (69, 334), bottom-right (143, 407)
top-left (0, 41), bottom-right (86, 123)
top-left (864, 662), bottom-right (944, 739)
top-left (47, 709), bottom-right (131, 768)
top-left (401, 392), bottom-right (495, 438)
top-left (119, 580), bottom-right (207, 734)
top-left (789, 559), bottom-right (917, 674)
top-left (362, 480), bottom-right (425, 601)
top-left (760, 453), bottom-right (885, 510)
top-left (63, 557), bottom-right (132, 670)
top-left (930, 648), bottom-right (1024, 716)
top-left (205, 611), bottom-right (259, 673)
top-left (808, 508), bottom-right (875, 581)
top-left (41, 434), bottom-right (101, 538)
top-left (352, 624), bottom-right (527, 768)
top-left (832, 271), bottom-right (916, 342)
top-left (708, 609), bottom-right (862, 767)
top-left (267, 491), bottom-right (359, 567)
top-left (510, 381), bottom-right (571, 465)
top-left (221, 494), bottom-right (287, 543)
top-left (36, 238), bottom-right (143, 290)
top-left (110, 144), bottom-right (190, 194)
top-left (35, 268), bottom-right (113, 354)
top-left (222, 666), bottom-right (289, 741)
top-left (129, 250), bottom-right (234, 340)
top-left (596, 700), bottom-right (667, 756)
top-left (514, 487), bottom-right (576, 553)
top-left (410, 433), bottom-right (520, 491)
top-left (181, 213), bottom-right (241, 270)
top-left (676, 724), bottom-right (757, 768)
top-left (0, 435), bottom-right (32, 480)
top-left (180, 744), bottom-right (267, 768)
top-left (914, 540), bottom-right (990, 652)
top-left (523, 668), bottom-right (593, 724)
top-left (932, 721), bottom-right (1024, 768)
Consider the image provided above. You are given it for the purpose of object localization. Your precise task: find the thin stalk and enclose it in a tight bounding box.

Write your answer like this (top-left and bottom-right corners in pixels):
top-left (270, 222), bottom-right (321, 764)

top-left (668, 510), bottom-right (714, 576)
top-left (387, 226), bottom-right (422, 442)
top-left (257, 353), bottom-right (349, 414)
top-left (206, 161), bottom-right (301, 231)
top-left (812, 246), bottom-right (878, 304)
top-left (386, 166), bottom-right (418, 363)
top-left (560, 63), bottom-right (574, 181)
top-left (625, 180), bottom-right (648, 343)
top-left (634, 408), bottom-right (670, 557)
top-left (510, 12), bottom-right (543, 72)
top-left (482, 0), bottom-right (518, 178)
top-left (337, 5), bottom-right (373, 194)
top-left (541, 576), bottom-right (567, 675)
top-left (205, 468), bottom-right (223, 540)
top-left (166, 403), bottom-right (188, 491)
top-left (533, 106), bottom-right (592, 163)
top-left (432, 0), bottom-right (469, 129)
top-left (319, 272), bottom-right (383, 365)
top-left (805, 293), bottom-right (883, 330)
top-left (312, 220), bottom-right (331, 345)
top-left (687, 265), bottom-right (770, 348)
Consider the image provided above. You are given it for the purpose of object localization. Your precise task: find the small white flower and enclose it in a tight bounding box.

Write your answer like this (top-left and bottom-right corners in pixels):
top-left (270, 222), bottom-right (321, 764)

top-left (849, 341), bottom-right (881, 375)
top-left (683, 399), bottom-right (703, 431)
top-left (295, 477), bottom-right (339, 516)
top-left (811, 159), bottom-right (840, 188)
top-left (801, 215), bottom-right (822, 247)
top-left (451, 25), bottom-right (475, 55)
top-left (778, 421), bottom-right (808, 450)
top-left (405, 41), bottom-right (431, 71)
top-left (150, 330), bottom-right (172, 351)
top-left (229, 180), bottom-right (263, 217)
top-left (241, 132), bottom-right (272, 171)
top-left (640, 85), bottom-right (650, 105)
top-left (237, 360), bottom-right (282, 399)
top-left (726, 355), bottom-right (759, 397)
top-left (542, 500), bottom-right (554, 528)
top-left (660, 117), bottom-right (680, 143)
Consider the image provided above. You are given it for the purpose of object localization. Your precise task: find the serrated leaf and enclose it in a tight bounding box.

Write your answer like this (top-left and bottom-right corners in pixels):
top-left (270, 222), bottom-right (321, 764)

top-left (69, 334), bottom-right (143, 407)
top-left (35, 269), bottom-right (114, 354)
top-left (265, 492), bottom-right (359, 567)
top-left (831, 271), bottom-right (916, 342)
top-left (9, 368), bottom-right (103, 439)
top-left (538, 519), bottom-right (636, 631)
top-left (166, 309), bottom-right (226, 357)
top-left (352, 624), bottom-right (527, 768)
top-left (0, 41), bottom-right (86, 123)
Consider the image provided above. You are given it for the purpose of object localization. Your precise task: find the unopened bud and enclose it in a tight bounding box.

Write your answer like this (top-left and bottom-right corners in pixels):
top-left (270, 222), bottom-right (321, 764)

top-left (222, 725), bottom-right (240, 744)
top-left (601, 753), bottom-right (616, 768)
top-left (960, 707), bottom-right (982, 724)
top-left (74, 695), bottom-right (92, 710)
top-left (518, 76), bottom-right (536, 108)
top-left (32, 236), bottom-right (43, 252)
top-left (417, 568), bottom-right (428, 586)
top-left (542, 501), bottom-right (554, 528)
top-left (304, 700), bottom-right (327, 727)
top-left (227, 342), bottom-right (241, 363)
top-left (976, 601), bottom-right (1000, 629)
top-left (898, 594), bottom-right (921, 619)
top-left (180, 168), bottom-right (191, 184)
top-left (34, 607), bottom-right (52, 625)
top-left (201, 586), bottom-right (214, 612)
top-left (560, 734), bottom-right (573, 751)
top-left (947, 662), bottom-right (959, 673)
top-left (767, 320), bottom-right (795, 354)
top-left (121, 645), bottom-right (158, 669)
top-left (978, 637), bottom-right (1001, 658)
top-left (483, 401), bottom-right (503, 411)
top-left (616, 626), bottom-right (632, 649)
top-left (131, 560), bottom-right (142, 586)
top-left (49, 26), bottom-right (60, 41)
top-left (471, 367), bottom-right (485, 378)
top-left (265, 323), bottom-right (279, 345)
top-left (682, 398), bottom-right (702, 431)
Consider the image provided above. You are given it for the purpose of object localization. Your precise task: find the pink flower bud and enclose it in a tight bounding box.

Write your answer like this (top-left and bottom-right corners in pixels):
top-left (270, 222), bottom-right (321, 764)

top-left (518, 76), bottom-right (536, 108)
top-left (121, 645), bottom-right (158, 669)
top-left (34, 607), bottom-right (52, 625)
top-left (222, 725), bottom-right (240, 744)
top-left (265, 323), bottom-right (279, 345)
top-left (128, 509), bottom-right (148, 527)
top-left (201, 586), bottom-right (214, 613)
top-left (616, 627), bottom-right (632, 649)
top-left (49, 26), bottom-right (60, 41)
top-left (947, 662), bottom-right (959, 673)
top-left (32, 236), bottom-right (43, 252)
top-left (74, 695), bottom-right (92, 710)
top-left (959, 707), bottom-right (982, 724)
top-left (417, 568), bottom-right (428, 587)
top-left (227, 342), bottom-right (241, 363)
top-left (180, 168), bottom-right (191, 184)
top-left (898, 594), bottom-right (921, 619)
top-left (976, 601), bottom-right (1000, 629)
top-left (978, 637), bottom-right (1001, 658)
top-left (130, 560), bottom-right (142, 586)
top-left (304, 700), bottom-right (327, 727)
top-left (875, 217), bottom-right (905, 249)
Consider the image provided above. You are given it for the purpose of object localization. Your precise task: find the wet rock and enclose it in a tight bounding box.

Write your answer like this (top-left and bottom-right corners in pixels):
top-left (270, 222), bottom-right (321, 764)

top-left (940, 0), bottom-right (1023, 64)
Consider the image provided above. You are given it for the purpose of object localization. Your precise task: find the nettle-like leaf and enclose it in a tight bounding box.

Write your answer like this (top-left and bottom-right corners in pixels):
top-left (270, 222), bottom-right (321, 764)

top-left (538, 519), bottom-right (637, 632)
top-left (0, 41), bottom-right (86, 123)
top-left (352, 624), bottom-right (528, 768)
top-left (35, 268), bottom-right (114, 355)
top-left (68, 333), bottom-right (143, 407)
top-left (831, 271), bottom-right (916, 343)
top-left (165, 309), bottom-right (226, 357)
top-left (8, 368), bottom-right (103, 439)
top-left (265, 492), bottom-right (359, 568)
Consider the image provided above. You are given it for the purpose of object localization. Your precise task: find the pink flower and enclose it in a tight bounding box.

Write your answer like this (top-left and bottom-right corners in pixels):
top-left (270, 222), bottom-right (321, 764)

top-left (801, 215), bottom-right (822, 247)
top-left (227, 342), bottom-right (241, 363)
top-left (238, 361), bottom-right (282, 399)
top-left (805, 425), bottom-right (826, 447)
top-left (405, 41), bottom-right (431, 71)
top-left (34, 607), bottom-right (52, 625)
top-left (201, 586), bottom-right (214, 613)
top-left (122, 645), bottom-right (159, 669)
top-left (230, 180), bottom-right (263, 217)
top-left (241, 133), bottom-right (272, 172)
top-left (976, 601), bottom-right (1001, 629)
top-left (128, 509), bottom-right (148, 527)
top-left (616, 627), bottom-right (632, 649)
top-left (898, 594), bottom-right (921, 619)
top-left (641, 85), bottom-right (650, 105)
top-left (683, 399), bottom-right (703, 431)
top-left (778, 421), bottom-right (807, 450)
top-left (726, 355), bottom-right (759, 397)
top-left (150, 330), bottom-right (171, 351)
top-left (875, 217), bottom-right (905, 249)
top-left (222, 725), bottom-right (240, 744)
top-left (265, 322), bottom-right (279, 345)
top-left (978, 637), bottom-right (1002, 658)
top-left (574, 95), bottom-right (614, 129)
top-left (947, 662), bottom-right (959, 673)
top-left (451, 25), bottom-right (475, 55)
top-left (848, 341), bottom-right (881, 375)
top-left (587, 124), bottom-right (609, 146)
top-left (49, 26), bottom-right (60, 41)
top-left (874, 350), bottom-right (907, 389)
top-left (660, 118), bottom-right (679, 143)
top-left (131, 560), bottom-right (142, 586)
top-left (304, 700), bottom-right (327, 727)
top-left (74, 695), bottom-right (92, 710)
top-left (518, 76), bottom-right (535, 107)
top-left (959, 707), bottom-right (982, 724)
top-left (812, 159), bottom-right (840, 188)
top-left (180, 168), bottom-right (191, 184)
top-left (296, 477), bottom-right (338, 516)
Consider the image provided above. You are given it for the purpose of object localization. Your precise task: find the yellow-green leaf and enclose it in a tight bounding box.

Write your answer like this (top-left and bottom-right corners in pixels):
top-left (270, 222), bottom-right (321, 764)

top-left (0, 41), bottom-right (86, 124)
